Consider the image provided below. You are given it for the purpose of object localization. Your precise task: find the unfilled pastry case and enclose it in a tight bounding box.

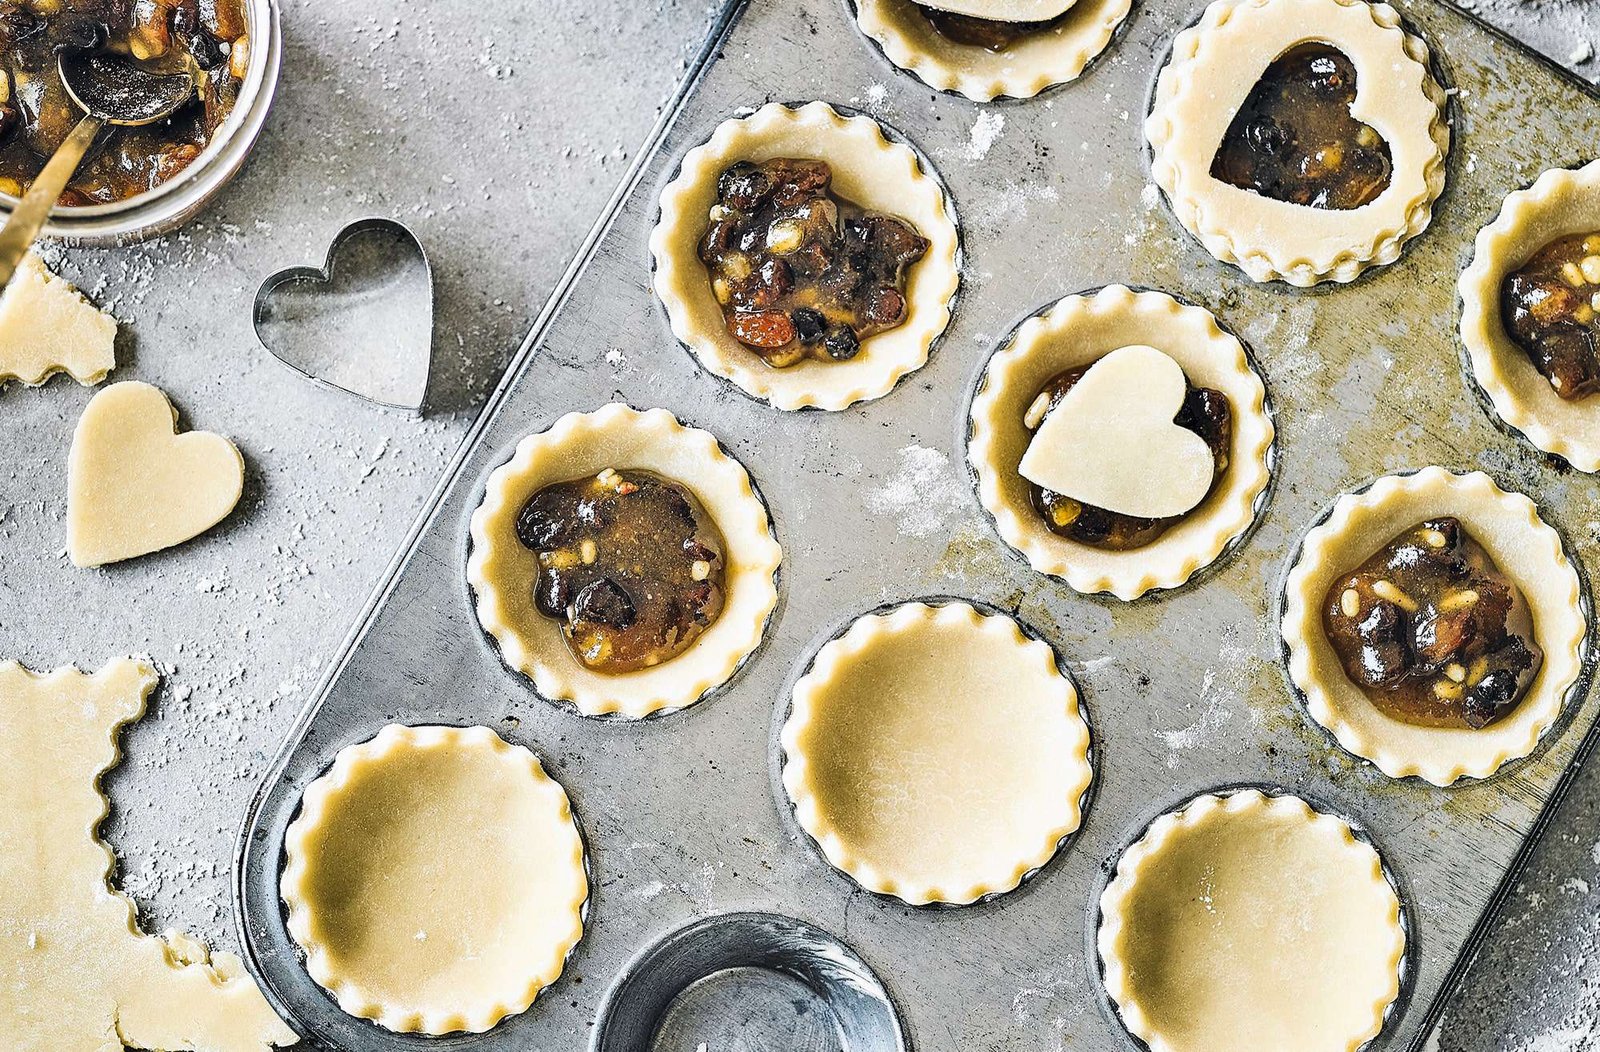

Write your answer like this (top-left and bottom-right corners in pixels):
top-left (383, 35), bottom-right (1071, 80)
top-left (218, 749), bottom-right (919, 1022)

top-left (234, 0), bottom-right (1600, 1048)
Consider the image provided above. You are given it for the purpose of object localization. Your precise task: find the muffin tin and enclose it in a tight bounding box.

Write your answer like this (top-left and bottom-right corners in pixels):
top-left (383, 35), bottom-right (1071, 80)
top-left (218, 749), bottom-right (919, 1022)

top-left (233, 0), bottom-right (1600, 1048)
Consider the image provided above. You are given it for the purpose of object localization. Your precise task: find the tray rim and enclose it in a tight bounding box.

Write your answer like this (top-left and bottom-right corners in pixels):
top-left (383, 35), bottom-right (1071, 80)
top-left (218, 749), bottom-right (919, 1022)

top-left (230, 1), bottom-right (1600, 1047)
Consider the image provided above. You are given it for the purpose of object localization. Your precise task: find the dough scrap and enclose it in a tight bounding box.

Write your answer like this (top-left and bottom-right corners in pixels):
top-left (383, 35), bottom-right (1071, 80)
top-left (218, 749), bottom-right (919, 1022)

top-left (68, 381), bottom-right (244, 568)
top-left (0, 659), bottom-right (296, 1052)
top-left (0, 253), bottom-right (116, 387)
top-left (1019, 344), bottom-right (1215, 519)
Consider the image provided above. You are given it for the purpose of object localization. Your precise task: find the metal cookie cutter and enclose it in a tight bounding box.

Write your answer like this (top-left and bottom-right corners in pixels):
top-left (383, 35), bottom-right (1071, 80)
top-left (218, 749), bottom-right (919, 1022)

top-left (253, 217), bottom-right (433, 412)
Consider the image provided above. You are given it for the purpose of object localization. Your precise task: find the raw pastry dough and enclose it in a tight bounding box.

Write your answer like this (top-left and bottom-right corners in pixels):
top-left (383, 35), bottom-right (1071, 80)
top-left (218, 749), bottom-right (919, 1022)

top-left (468, 404), bottom-right (781, 718)
top-left (0, 253), bottom-right (116, 387)
top-left (917, 0), bottom-right (1075, 17)
top-left (280, 724), bottom-right (587, 1035)
top-left (0, 659), bottom-right (295, 1052)
top-left (1460, 161), bottom-right (1600, 471)
top-left (1097, 790), bottom-right (1404, 1052)
top-left (781, 601), bottom-right (1092, 905)
top-left (856, 0), bottom-right (1131, 102)
top-left (1282, 468), bottom-right (1586, 785)
top-left (67, 381), bottom-right (244, 568)
top-left (1019, 344), bottom-right (1215, 518)
top-left (1146, 0), bottom-right (1450, 286)
top-left (968, 285), bottom-right (1274, 600)
top-left (651, 102), bottom-right (959, 411)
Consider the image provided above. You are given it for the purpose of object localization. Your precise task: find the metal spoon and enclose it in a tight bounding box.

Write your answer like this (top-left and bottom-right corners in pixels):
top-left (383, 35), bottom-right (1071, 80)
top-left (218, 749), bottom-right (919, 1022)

top-left (0, 49), bottom-right (197, 285)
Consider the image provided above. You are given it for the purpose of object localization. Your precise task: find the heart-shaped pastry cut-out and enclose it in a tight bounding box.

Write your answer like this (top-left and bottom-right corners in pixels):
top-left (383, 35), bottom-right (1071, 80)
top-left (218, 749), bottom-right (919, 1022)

top-left (1209, 42), bottom-right (1393, 211)
top-left (67, 381), bottom-right (244, 567)
top-left (254, 218), bottom-right (433, 412)
top-left (1018, 344), bottom-right (1215, 519)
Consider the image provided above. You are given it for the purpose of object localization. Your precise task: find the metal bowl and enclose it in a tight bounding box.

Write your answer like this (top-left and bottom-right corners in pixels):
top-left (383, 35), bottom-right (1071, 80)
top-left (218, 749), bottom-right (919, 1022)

top-left (591, 913), bottom-right (906, 1052)
top-left (0, 0), bottom-right (281, 244)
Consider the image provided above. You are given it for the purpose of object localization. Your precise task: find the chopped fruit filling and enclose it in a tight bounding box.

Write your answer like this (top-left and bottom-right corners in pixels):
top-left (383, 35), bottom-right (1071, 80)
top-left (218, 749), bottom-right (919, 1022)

top-left (1024, 363), bottom-right (1231, 550)
top-left (1501, 231), bottom-right (1600, 401)
top-left (1211, 42), bottom-right (1393, 211)
top-left (515, 469), bottom-right (726, 675)
top-left (913, 4), bottom-right (1067, 51)
top-left (698, 157), bottom-right (929, 368)
top-left (0, 0), bottom-right (249, 206)
top-left (1322, 518), bottom-right (1542, 729)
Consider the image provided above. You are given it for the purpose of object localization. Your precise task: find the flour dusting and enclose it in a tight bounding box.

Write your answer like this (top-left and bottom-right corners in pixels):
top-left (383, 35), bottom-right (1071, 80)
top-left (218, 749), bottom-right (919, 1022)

top-left (966, 110), bottom-right (1005, 160)
top-left (865, 445), bottom-right (967, 538)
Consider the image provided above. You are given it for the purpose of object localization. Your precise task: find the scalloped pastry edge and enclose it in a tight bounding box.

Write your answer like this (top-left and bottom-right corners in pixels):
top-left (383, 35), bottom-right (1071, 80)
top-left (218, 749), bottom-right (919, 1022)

top-left (968, 285), bottom-right (1274, 601)
top-left (650, 101), bottom-right (959, 411)
top-left (280, 724), bottom-right (587, 1035)
top-left (1096, 789), bottom-right (1404, 1052)
top-left (467, 404), bottom-right (781, 718)
top-left (0, 254), bottom-right (117, 388)
top-left (1281, 468), bottom-right (1586, 785)
top-left (1460, 161), bottom-right (1600, 471)
top-left (780, 601), bottom-right (1092, 905)
top-left (854, 0), bottom-right (1132, 103)
top-left (1145, 0), bottom-right (1450, 286)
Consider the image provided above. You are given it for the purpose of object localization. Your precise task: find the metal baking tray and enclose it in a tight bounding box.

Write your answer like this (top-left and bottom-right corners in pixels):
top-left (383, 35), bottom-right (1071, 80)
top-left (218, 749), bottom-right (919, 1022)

top-left (232, 0), bottom-right (1600, 1048)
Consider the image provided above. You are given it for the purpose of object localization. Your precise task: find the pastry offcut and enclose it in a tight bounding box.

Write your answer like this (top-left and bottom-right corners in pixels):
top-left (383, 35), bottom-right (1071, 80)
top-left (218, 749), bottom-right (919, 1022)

top-left (281, 724), bottom-right (587, 1035)
top-left (1097, 789), bottom-right (1404, 1052)
top-left (1282, 468), bottom-right (1586, 785)
top-left (0, 253), bottom-right (116, 387)
top-left (1146, 0), bottom-right (1450, 286)
top-left (0, 659), bottom-right (295, 1052)
top-left (781, 601), bottom-right (1092, 905)
top-left (468, 404), bottom-right (781, 718)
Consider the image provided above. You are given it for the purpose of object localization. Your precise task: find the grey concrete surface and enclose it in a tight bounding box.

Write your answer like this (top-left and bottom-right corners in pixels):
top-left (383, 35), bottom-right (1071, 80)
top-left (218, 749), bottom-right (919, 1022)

top-left (0, 0), bottom-right (1595, 1049)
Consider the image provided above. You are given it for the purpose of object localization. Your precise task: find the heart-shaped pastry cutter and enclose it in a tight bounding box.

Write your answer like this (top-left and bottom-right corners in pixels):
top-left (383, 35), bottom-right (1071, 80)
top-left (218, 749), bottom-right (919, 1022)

top-left (253, 217), bottom-right (433, 412)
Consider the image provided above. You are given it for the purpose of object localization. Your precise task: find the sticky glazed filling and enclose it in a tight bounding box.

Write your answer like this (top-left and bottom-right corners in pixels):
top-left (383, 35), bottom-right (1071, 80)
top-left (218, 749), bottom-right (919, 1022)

top-left (912, 4), bottom-right (1069, 51)
top-left (515, 469), bottom-right (727, 675)
top-left (1322, 518), bottom-right (1542, 730)
top-left (1211, 42), bottom-right (1393, 211)
top-left (1501, 231), bottom-right (1600, 401)
top-left (698, 157), bottom-right (929, 368)
top-left (0, 0), bottom-right (249, 206)
top-left (1023, 363), bottom-right (1231, 551)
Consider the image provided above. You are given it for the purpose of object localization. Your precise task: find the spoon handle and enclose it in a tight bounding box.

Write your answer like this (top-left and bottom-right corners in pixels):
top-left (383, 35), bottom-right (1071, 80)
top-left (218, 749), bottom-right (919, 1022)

top-left (0, 113), bottom-right (104, 288)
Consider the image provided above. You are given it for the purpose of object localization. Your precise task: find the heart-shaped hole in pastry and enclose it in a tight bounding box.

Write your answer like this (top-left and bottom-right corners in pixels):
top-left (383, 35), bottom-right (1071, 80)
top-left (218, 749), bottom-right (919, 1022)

top-left (1209, 42), bottom-right (1393, 210)
top-left (1018, 345), bottom-right (1229, 542)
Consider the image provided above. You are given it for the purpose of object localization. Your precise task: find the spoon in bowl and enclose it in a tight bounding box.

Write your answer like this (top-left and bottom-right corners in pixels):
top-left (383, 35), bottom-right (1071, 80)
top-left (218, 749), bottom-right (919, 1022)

top-left (0, 49), bottom-right (197, 285)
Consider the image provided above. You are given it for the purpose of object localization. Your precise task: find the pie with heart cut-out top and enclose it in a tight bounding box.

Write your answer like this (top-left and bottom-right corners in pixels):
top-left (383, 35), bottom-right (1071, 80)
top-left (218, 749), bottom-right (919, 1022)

top-left (1146, 0), bottom-right (1450, 286)
top-left (968, 285), bottom-right (1274, 600)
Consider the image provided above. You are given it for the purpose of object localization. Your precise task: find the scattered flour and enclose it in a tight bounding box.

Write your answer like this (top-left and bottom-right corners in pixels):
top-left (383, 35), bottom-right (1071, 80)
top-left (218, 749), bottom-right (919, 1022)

top-left (864, 445), bottom-right (968, 539)
top-left (966, 110), bottom-right (1005, 161)
top-left (968, 179), bottom-right (1060, 227)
